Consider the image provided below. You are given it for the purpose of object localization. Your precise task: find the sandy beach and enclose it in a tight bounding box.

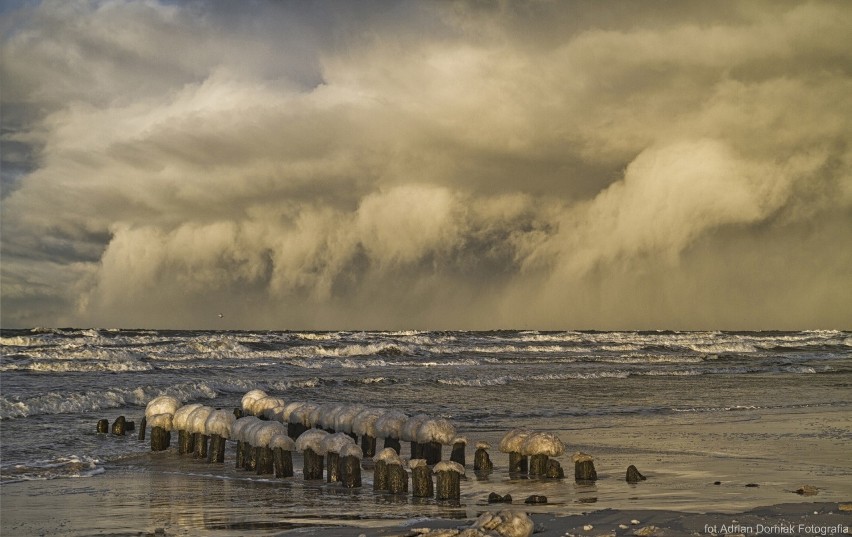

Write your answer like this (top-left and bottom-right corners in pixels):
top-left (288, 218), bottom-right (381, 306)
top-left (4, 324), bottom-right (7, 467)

top-left (2, 469), bottom-right (850, 536)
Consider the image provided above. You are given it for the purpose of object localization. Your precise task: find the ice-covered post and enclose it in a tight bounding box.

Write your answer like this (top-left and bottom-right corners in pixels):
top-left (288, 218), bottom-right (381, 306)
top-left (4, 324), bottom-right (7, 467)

top-left (416, 418), bottom-right (456, 466)
top-left (172, 404), bottom-right (202, 456)
top-left (352, 408), bottom-right (383, 458)
top-left (148, 413), bottom-right (173, 451)
top-left (374, 410), bottom-right (407, 455)
top-left (240, 389), bottom-right (268, 417)
top-left (145, 395), bottom-right (180, 452)
top-left (573, 452), bottom-right (597, 482)
top-left (387, 457), bottom-right (408, 495)
top-left (270, 434), bottom-right (295, 478)
top-left (434, 461), bottom-right (464, 501)
top-left (320, 432), bottom-right (355, 483)
top-left (372, 447), bottom-right (398, 492)
top-left (187, 406), bottom-right (214, 460)
top-left (205, 409), bottom-right (235, 464)
top-left (521, 432), bottom-right (565, 477)
top-left (499, 428), bottom-right (531, 475)
top-left (252, 421), bottom-right (288, 475)
top-left (295, 429), bottom-right (328, 480)
top-left (402, 414), bottom-right (430, 460)
top-left (410, 459), bottom-right (434, 498)
top-left (231, 416), bottom-right (260, 469)
top-left (289, 403), bottom-right (319, 441)
top-left (339, 443), bottom-right (362, 488)
top-left (474, 441), bottom-right (494, 474)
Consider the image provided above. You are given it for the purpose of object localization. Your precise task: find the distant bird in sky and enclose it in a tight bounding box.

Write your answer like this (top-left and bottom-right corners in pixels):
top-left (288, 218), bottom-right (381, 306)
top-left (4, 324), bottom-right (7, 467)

top-left (217, 313), bottom-right (224, 318)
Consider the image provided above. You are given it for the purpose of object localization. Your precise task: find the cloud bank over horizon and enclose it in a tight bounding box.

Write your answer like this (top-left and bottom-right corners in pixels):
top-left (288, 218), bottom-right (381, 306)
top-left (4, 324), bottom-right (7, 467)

top-left (2, 0), bottom-right (850, 330)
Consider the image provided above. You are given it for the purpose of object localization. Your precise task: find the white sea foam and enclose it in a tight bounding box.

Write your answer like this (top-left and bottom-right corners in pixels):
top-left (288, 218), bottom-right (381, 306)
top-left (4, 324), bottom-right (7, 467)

top-left (0, 456), bottom-right (105, 483)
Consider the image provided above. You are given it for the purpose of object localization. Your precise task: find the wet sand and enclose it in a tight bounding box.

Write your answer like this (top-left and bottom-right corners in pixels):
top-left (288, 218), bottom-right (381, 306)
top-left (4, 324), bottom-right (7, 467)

top-left (2, 468), bottom-right (850, 537)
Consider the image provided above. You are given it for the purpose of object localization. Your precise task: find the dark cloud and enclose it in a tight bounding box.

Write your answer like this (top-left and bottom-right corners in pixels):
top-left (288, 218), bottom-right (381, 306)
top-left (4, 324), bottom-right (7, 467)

top-left (1, 0), bottom-right (850, 329)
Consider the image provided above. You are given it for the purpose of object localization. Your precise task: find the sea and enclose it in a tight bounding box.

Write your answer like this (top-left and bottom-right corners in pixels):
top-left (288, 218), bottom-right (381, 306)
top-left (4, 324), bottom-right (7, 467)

top-left (1, 328), bottom-right (851, 533)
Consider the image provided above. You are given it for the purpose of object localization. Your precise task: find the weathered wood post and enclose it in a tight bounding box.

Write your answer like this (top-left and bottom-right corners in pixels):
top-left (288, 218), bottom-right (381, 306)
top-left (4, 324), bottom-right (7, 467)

top-left (626, 464), bottom-right (646, 483)
top-left (410, 459), bottom-right (434, 498)
top-left (271, 435), bottom-right (295, 478)
top-left (387, 460), bottom-right (408, 495)
top-left (416, 418), bottom-right (456, 466)
top-left (522, 432), bottom-right (564, 477)
top-left (434, 461), bottom-right (464, 501)
top-left (187, 406), bottom-right (214, 460)
top-left (339, 443), bottom-right (362, 488)
top-left (111, 416), bottom-right (126, 436)
top-left (375, 411), bottom-right (407, 456)
top-left (372, 447), bottom-right (398, 492)
top-left (172, 404), bottom-right (202, 456)
top-left (321, 432), bottom-right (355, 483)
top-left (474, 441), bottom-right (494, 474)
top-left (97, 419), bottom-right (109, 434)
top-left (573, 452), bottom-right (597, 482)
top-left (450, 436), bottom-right (466, 466)
top-left (232, 416), bottom-right (261, 469)
top-left (253, 421), bottom-right (288, 475)
top-left (295, 429), bottom-right (328, 480)
top-left (352, 408), bottom-right (383, 459)
top-left (499, 428), bottom-right (531, 475)
top-left (205, 409), bottom-right (235, 464)
top-left (145, 395), bottom-right (180, 452)
top-left (137, 416), bottom-right (147, 441)
top-left (148, 413), bottom-right (173, 451)
top-left (402, 414), bottom-right (430, 461)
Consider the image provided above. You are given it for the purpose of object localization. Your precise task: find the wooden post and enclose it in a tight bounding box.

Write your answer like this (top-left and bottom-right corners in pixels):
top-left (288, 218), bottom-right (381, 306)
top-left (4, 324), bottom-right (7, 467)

top-left (435, 470), bottom-right (460, 500)
top-left (111, 416), bottom-right (126, 436)
top-left (509, 452), bottom-right (528, 474)
top-left (137, 416), bottom-right (147, 441)
top-left (193, 433), bottom-right (208, 460)
top-left (387, 463), bottom-right (408, 494)
top-left (450, 441), bottom-right (465, 466)
top-left (529, 454), bottom-right (548, 476)
top-left (273, 447), bottom-right (294, 478)
top-left (96, 419), bottom-right (109, 434)
top-left (573, 452), bottom-right (597, 482)
top-left (303, 448), bottom-right (324, 480)
top-left (474, 446), bottom-right (493, 474)
top-left (411, 462), bottom-right (433, 498)
top-left (326, 452), bottom-right (341, 483)
top-left (546, 459), bottom-right (564, 478)
top-left (626, 465), bottom-right (646, 483)
top-left (151, 427), bottom-right (171, 451)
top-left (422, 441), bottom-right (442, 465)
top-left (384, 437), bottom-right (401, 454)
top-left (340, 455), bottom-right (361, 488)
top-left (207, 434), bottom-right (226, 463)
top-left (373, 460), bottom-right (389, 491)
top-left (256, 446), bottom-right (274, 475)
top-left (360, 434), bottom-right (376, 458)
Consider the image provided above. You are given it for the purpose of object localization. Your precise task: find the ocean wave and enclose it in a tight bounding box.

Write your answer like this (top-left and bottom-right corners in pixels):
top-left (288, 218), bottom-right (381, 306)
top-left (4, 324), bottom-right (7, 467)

top-left (0, 381), bottom-right (223, 420)
top-left (0, 359), bottom-right (153, 373)
top-left (0, 456), bottom-right (105, 483)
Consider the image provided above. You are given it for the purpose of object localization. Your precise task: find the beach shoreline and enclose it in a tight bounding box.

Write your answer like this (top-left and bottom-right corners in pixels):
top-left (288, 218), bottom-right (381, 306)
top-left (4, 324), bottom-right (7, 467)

top-left (2, 458), bottom-right (849, 537)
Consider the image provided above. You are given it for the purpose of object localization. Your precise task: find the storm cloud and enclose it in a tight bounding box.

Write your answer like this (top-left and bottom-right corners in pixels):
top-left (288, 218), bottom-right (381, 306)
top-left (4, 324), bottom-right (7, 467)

top-left (2, 0), bottom-right (850, 329)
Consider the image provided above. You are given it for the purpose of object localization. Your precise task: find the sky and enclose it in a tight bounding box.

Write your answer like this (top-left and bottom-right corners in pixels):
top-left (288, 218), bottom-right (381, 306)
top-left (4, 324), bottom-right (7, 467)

top-left (1, 0), bottom-right (850, 330)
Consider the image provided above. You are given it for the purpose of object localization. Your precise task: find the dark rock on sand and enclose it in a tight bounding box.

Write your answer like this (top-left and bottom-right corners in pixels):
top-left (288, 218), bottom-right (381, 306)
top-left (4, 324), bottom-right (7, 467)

top-left (794, 485), bottom-right (818, 496)
top-left (525, 494), bottom-right (547, 504)
top-left (487, 492), bottom-right (512, 503)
